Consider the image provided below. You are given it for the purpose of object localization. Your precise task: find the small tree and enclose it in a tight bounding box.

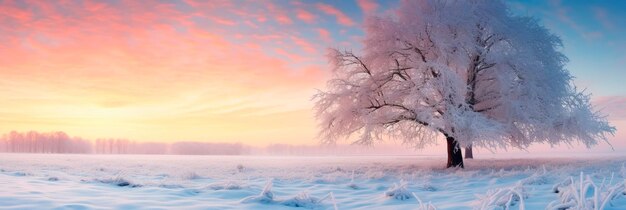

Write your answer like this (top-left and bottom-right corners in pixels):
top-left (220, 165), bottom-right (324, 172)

top-left (314, 0), bottom-right (615, 168)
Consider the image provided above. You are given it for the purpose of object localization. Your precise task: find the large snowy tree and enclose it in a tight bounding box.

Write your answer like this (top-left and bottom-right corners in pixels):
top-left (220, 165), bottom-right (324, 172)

top-left (313, 0), bottom-right (615, 168)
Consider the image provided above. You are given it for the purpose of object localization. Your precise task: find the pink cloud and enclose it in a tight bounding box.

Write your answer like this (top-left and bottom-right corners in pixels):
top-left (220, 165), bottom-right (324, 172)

top-left (265, 2), bottom-right (293, 25)
top-left (317, 28), bottom-right (331, 42)
top-left (0, 0), bottom-right (326, 102)
top-left (0, 2), bottom-right (33, 22)
top-left (291, 36), bottom-right (317, 54)
top-left (209, 16), bottom-right (237, 26)
top-left (275, 48), bottom-right (305, 62)
top-left (183, 0), bottom-right (234, 10)
top-left (296, 9), bottom-right (316, 23)
top-left (256, 15), bottom-right (267, 23)
top-left (357, 0), bottom-right (379, 14)
top-left (316, 3), bottom-right (354, 26)
top-left (275, 14), bottom-right (293, 25)
top-left (244, 20), bottom-right (258, 28)
top-left (248, 34), bottom-right (284, 41)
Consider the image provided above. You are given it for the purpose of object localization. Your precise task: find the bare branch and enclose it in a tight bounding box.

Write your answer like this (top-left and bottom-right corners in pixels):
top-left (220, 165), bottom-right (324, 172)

top-left (476, 104), bottom-right (501, 113)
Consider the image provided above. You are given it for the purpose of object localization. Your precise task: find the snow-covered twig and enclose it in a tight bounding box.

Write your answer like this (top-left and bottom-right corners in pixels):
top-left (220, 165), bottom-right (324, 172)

top-left (330, 192), bottom-right (339, 210)
top-left (412, 192), bottom-right (437, 210)
top-left (240, 179), bottom-right (274, 203)
top-left (552, 176), bottom-right (574, 193)
top-left (547, 172), bottom-right (626, 210)
top-left (348, 170), bottom-right (359, 189)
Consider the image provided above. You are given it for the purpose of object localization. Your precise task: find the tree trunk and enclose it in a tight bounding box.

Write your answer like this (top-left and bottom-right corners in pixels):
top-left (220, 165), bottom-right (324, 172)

top-left (446, 136), bottom-right (464, 168)
top-left (465, 145), bottom-right (474, 159)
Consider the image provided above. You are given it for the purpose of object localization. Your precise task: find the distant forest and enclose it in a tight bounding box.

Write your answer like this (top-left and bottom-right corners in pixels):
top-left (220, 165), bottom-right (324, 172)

top-left (0, 131), bottom-right (420, 156)
top-left (0, 131), bottom-right (248, 155)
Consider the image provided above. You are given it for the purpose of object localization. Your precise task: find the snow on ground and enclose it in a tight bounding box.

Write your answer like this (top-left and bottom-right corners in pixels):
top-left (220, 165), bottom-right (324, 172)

top-left (0, 154), bottom-right (625, 209)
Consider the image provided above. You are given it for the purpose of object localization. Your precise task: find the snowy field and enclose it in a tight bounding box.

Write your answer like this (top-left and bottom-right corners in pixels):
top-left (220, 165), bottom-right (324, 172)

top-left (1, 154), bottom-right (626, 209)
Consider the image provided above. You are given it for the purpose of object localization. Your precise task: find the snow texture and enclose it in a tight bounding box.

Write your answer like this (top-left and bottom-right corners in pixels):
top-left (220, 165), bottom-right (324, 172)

top-left (1, 154), bottom-right (626, 209)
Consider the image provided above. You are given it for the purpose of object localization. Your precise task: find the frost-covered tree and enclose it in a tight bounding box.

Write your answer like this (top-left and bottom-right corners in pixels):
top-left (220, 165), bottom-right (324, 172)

top-left (314, 0), bottom-right (615, 168)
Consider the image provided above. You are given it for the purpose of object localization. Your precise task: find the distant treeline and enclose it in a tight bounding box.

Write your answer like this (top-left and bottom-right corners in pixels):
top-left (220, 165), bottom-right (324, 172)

top-left (0, 131), bottom-right (422, 156)
top-left (0, 131), bottom-right (91, 153)
top-left (0, 131), bottom-right (248, 155)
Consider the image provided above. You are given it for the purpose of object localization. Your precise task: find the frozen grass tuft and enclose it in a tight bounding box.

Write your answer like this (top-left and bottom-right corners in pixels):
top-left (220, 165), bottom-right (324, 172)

top-left (365, 170), bottom-right (386, 180)
top-left (418, 182), bottom-right (438, 192)
top-left (240, 179), bottom-right (338, 209)
top-left (474, 181), bottom-right (526, 210)
top-left (547, 172), bottom-right (626, 210)
top-left (347, 182), bottom-right (359, 190)
top-left (241, 179), bottom-right (274, 204)
top-left (281, 191), bottom-right (338, 209)
top-left (207, 180), bottom-right (244, 190)
top-left (412, 192), bottom-right (437, 210)
top-left (520, 166), bottom-right (550, 185)
top-left (94, 177), bottom-right (141, 188)
top-left (180, 171), bottom-right (202, 180)
top-left (280, 192), bottom-right (325, 209)
top-left (12, 171), bottom-right (28, 176)
top-left (385, 180), bottom-right (412, 200)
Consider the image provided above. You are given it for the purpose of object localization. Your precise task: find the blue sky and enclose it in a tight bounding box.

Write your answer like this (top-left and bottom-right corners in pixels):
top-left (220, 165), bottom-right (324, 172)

top-left (508, 0), bottom-right (626, 96)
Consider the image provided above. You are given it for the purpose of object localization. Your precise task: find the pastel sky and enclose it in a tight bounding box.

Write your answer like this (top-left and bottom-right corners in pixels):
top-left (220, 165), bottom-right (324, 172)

top-left (0, 0), bottom-right (624, 148)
